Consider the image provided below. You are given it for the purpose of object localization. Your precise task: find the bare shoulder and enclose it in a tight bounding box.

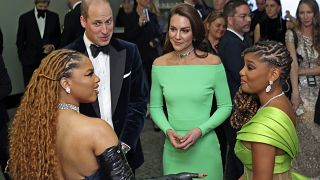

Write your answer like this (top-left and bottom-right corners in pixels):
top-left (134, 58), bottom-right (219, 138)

top-left (271, 98), bottom-right (297, 125)
top-left (205, 53), bottom-right (222, 65)
top-left (80, 116), bottom-right (119, 155)
top-left (153, 53), bottom-right (174, 66)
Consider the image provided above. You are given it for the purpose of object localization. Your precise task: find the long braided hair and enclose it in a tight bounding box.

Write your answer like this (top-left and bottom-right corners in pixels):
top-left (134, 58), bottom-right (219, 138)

top-left (230, 41), bottom-right (292, 129)
top-left (9, 49), bottom-right (84, 179)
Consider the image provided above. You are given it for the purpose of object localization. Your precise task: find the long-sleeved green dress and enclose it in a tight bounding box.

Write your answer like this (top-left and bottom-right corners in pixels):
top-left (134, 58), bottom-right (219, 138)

top-left (150, 64), bottom-right (232, 180)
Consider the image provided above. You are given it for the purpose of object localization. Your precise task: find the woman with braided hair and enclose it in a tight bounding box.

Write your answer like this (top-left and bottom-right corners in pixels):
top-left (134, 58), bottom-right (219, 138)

top-left (8, 49), bottom-right (205, 180)
top-left (231, 41), bottom-right (309, 179)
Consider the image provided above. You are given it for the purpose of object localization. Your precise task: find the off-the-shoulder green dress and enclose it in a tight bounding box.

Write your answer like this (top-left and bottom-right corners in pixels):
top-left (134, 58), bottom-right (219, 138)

top-left (235, 107), bottom-right (309, 180)
top-left (150, 64), bottom-right (232, 180)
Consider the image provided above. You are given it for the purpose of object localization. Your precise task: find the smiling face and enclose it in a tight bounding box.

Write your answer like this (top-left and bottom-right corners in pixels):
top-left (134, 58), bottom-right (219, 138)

top-left (265, 0), bottom-right (281, 19)
top-left (298, 3), bottom-right (314, 28)
top-left (80, 0), bottom-right (113, 46)
top-left (207, 17), bottom-right (226, 40)
top-left (240, 52), bottom-right (273, 94)
top-left (65, 56), bottom-right (100, 104)
top-left (168, 14), bottom-right (194, 53)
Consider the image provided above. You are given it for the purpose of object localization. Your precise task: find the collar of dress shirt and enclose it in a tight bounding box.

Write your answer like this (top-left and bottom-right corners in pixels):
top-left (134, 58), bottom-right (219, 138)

top-left (83, 33), bottom-right (95, 57)
top-left (227, 28), bottom-right (244, 41)
top-left (72, 1), bottom-right (81, 10)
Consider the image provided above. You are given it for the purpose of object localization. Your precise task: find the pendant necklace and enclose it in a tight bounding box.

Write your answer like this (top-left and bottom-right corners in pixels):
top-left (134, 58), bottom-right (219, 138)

top-left (57, 103), bottom-right (80, 113)
top-left (258, 92), bottom-right (284, 111)
top-left (175, 48), bottom-right (194, 58)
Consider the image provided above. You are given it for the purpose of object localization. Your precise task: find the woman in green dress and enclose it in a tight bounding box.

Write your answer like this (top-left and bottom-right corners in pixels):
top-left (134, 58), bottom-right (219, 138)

top-left (150, 4), bottom-right (232, 180)
top-left (231, 41), bottom-right (309, 179)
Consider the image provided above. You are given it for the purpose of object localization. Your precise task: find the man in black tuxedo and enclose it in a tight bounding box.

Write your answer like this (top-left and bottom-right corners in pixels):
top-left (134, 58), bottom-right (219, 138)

top-left (65, 0), bottom-right (148, 172)
top-left (60, 0), bottom-right (84, 47)
top-left (218, 1), bottom-right (251, 179)
top-left (0, 26), bottom-right (12, 180)
top-left (16, 0), bottom-right (61, 86)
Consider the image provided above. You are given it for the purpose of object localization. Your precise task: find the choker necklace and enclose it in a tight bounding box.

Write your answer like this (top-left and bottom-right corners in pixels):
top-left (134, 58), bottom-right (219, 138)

top-left (57, 103), bottom-right (80, 113)
top-left (258, 92), bottom-right (284, 111)
top-left (175, 48), bottom-right (194, 58)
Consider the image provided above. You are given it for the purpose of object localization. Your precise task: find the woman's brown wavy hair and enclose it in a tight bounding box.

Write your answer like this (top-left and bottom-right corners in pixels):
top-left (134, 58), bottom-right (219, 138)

top-left (8, 49), bottom-right (84, 179)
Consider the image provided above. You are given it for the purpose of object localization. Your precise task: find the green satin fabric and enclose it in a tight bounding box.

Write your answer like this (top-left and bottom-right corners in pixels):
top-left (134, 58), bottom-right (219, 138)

top-left (235, 107), bottom-right (298, 174)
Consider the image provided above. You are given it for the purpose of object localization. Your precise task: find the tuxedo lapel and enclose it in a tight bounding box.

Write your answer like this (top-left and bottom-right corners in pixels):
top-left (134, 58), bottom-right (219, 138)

top-left (43, 13), bottom-right (50, 40)
top-left (109, 45), bottom-right (126, 114)
top-left (30, 12), bottom-right (42, 41)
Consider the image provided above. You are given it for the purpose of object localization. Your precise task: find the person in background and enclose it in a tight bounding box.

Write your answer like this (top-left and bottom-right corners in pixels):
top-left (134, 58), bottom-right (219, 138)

top-left (254, 0), bottom-right (287, 43)
top-left (65, 0), bottom-right (148, 173)
top-left (16, 0), bottom-right (61, 86)
top-left (212, 0), bottom-right (230, 13)
top-left (205, 12), bottom-right (226, 54)
top-left (218, 0), bottom-right (251, 179)
top-left (184, 0), bottom-right (212, 20)
top-left (249, 0), bottom-right (266, 41)
top-left (231, 40), bottom-right (309, 180)
top-left (115, 0), bottom-right (135, 28)
top-left (116, 0), bottom-right (161, 90)
top-left (286, 0), bottom-right (320, 178)
top-left (0, 53), bottom-right (12, 180)
top-left (150, 4), bottom-right (232, 179)
top-left (8, 49), bottom-right (206, 180)
top-left (60, 0), bottom-right (84, 47)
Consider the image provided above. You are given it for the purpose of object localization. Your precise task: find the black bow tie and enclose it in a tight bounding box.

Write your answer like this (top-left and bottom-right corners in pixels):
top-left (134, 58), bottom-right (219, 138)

top-left (37, 11), bottom-right (45, 18)
top-left (90, 44), bottom-right (109, 58)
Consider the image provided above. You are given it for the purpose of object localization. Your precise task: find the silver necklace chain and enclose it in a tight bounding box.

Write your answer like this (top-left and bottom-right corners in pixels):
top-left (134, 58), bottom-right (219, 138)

top-left (175, 48), bottom-right (194, 58)
top-left (258, 92), bottom-right (285, 111)
top-left (57, 103), bottom-right (80, 113)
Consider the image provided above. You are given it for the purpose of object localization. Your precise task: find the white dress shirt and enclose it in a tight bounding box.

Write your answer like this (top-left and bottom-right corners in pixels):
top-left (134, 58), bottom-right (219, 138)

top-left (227, 28), bottom-right (245, 41)
top-left (83, 34), bottom-right (114, 128)
top-left (34, 8), bottom-right (45, 38)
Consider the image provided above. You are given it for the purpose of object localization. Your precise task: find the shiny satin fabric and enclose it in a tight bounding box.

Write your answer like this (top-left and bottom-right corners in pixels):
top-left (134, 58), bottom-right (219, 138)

top-left (235, 107), bottom-right (309, 180)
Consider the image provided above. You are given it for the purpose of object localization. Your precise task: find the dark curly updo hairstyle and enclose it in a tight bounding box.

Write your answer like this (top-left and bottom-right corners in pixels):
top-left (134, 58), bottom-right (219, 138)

top-left (230, 41), bottom-right (292, 129)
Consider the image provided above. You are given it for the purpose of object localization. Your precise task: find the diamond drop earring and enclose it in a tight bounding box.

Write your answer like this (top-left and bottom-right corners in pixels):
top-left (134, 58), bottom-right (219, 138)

top-left (65, 87), bottom-right (71, 94)
top-left (265, 80), bottom-right (273, 93)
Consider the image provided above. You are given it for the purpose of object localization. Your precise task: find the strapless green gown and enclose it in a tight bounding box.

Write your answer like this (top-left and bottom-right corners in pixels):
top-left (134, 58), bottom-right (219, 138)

top-left (150, 64), bottom-right (232, 180)
top-left (235, 107), bottom-right (309, 180)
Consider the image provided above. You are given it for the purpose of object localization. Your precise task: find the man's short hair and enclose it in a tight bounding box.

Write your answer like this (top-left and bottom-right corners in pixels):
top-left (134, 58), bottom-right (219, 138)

top-left (223, 0), bottom-right (248, 17)
top-left (34, 0), bottom-right (50, 5)
top-left (81, 0), bottom-right (109, 19)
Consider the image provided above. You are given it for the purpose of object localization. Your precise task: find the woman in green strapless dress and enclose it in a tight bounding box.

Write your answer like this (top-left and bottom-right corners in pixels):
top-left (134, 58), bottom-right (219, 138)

top-left (231, 41), bottom-right (309, 180)
top-left (150, 4), bottom-right (232, 180)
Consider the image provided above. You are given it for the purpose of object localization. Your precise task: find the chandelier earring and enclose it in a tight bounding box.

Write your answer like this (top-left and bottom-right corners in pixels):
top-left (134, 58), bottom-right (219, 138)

top-left (65, 87), bottom-right (71, 94)
top-left (265, 80), bottom-right (273, 93)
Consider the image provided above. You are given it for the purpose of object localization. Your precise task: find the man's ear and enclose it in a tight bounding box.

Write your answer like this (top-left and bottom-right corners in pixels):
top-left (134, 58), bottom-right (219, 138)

top-left (80, 15), bottom-right (86, 28)
top-left (226, 16), bottom-right (233, 27)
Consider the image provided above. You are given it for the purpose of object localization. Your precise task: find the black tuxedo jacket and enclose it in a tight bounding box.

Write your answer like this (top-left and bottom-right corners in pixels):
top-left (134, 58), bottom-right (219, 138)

top-left (60, 3), bottom-right (84, 47)
top-left (218, 30), bottom-right (248, 99)
top-left (16, 9), bottom-right (61, 66)
top-left (65, 37), bottom-right (148, 169)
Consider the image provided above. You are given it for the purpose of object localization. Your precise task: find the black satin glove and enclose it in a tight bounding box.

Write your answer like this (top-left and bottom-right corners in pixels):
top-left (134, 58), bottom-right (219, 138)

top-left (96, 143), bottom-right (135, 180)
